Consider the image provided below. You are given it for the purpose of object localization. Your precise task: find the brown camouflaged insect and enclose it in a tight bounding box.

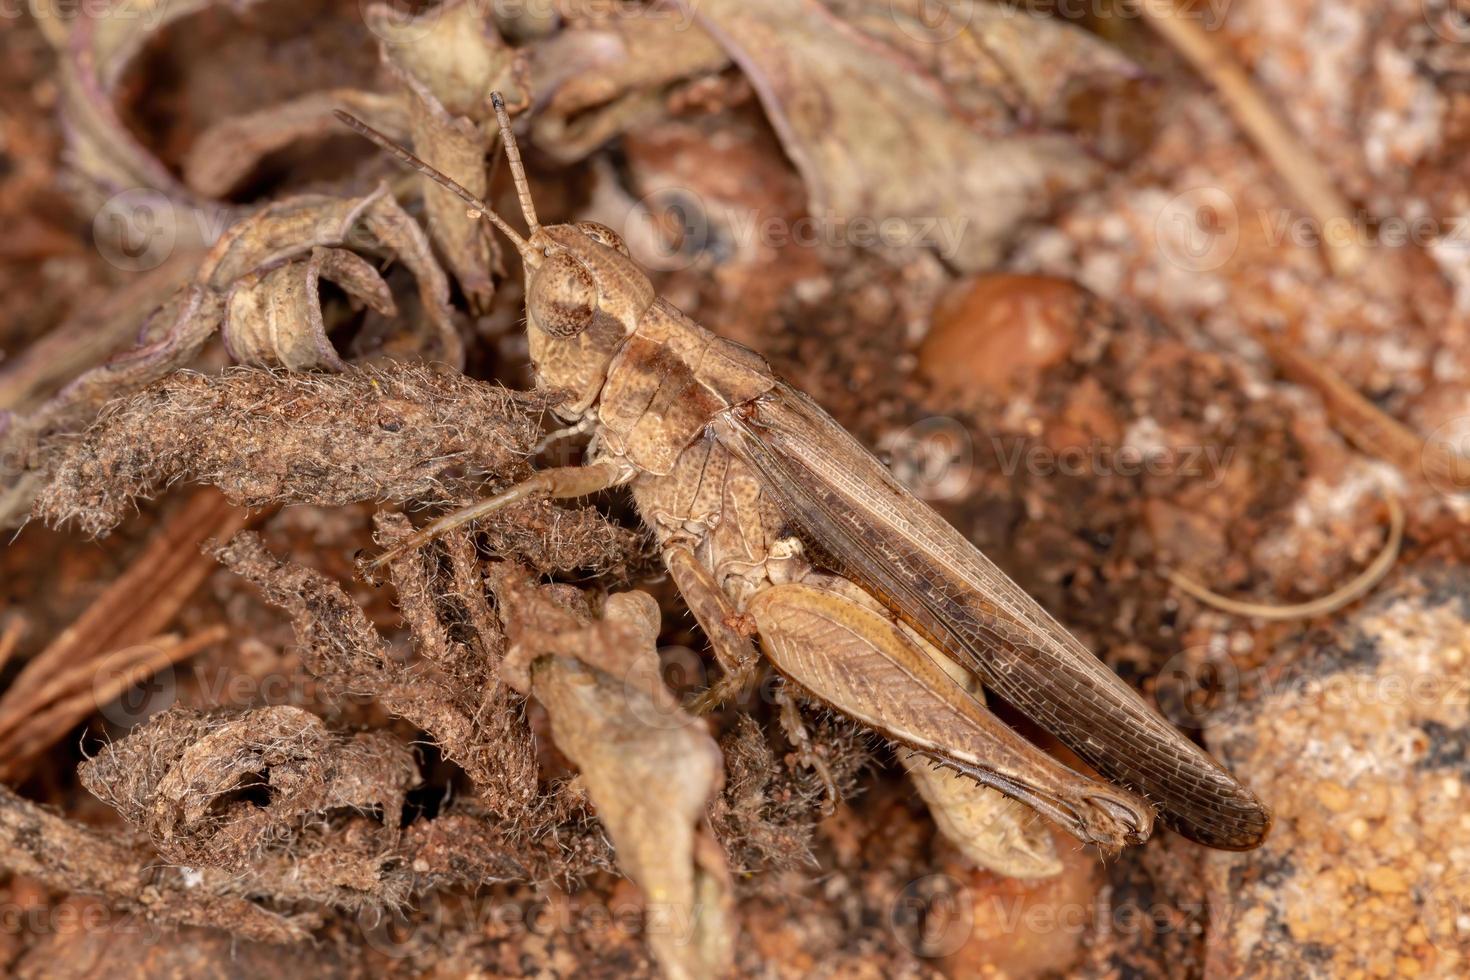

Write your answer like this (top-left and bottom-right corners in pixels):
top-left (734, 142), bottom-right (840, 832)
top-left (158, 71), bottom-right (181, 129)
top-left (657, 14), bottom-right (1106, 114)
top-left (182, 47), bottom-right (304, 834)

top-left (336, 93), bottom-right (1270, 859)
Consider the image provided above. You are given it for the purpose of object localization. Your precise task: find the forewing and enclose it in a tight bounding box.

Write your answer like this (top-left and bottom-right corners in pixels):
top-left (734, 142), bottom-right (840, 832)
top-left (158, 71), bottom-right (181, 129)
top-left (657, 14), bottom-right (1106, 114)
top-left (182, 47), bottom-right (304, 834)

top-left (715, 384), bottom-right (1270, 850)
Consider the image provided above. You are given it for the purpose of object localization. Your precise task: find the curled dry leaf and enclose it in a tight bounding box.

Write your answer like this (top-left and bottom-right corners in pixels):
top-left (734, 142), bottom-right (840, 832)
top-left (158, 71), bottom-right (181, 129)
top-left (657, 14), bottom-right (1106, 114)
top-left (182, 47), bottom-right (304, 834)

top-left (4, 176), bottom-right (476, 526)
top-left (195, 188), bottom-right (389, 288)
top-left (5, 186), bottom-right (469, 526)
top-left (184, 89), bottom-right (412, 200)
top-left (686, 0), bottom-right (1103, 270)
top-left (223, 247), bottom-right (397, 370)
top-left (54, 0), bottom-right (248, 251)
top-left (197, 184), bottom-right (462, 366)
top-left (528, 7), bottom-right (729, 163)
top-left (369, 0), bottom-right (528, 310)
top-left (491, 567), bottom-right (735, 980)
top-left (214, 532), bottom-right (623, 884)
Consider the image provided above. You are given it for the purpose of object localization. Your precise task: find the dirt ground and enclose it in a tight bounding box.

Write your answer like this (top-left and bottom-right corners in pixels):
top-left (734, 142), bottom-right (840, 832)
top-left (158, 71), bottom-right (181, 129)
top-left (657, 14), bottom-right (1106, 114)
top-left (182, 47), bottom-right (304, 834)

top-left (1, 1), bottom-right (1469, 977)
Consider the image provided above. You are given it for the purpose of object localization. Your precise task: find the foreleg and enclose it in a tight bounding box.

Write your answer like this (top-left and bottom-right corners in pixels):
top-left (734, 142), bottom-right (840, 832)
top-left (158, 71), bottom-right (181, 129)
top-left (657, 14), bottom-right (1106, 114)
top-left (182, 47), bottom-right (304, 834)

top-left (369, 457), bottom-right (631, 570)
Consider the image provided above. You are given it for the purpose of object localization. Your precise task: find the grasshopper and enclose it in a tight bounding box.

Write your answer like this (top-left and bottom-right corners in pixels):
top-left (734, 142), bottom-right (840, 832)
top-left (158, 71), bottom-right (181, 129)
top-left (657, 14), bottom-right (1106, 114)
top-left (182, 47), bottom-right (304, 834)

top-left (336, 93), bottom-right (1271, 856)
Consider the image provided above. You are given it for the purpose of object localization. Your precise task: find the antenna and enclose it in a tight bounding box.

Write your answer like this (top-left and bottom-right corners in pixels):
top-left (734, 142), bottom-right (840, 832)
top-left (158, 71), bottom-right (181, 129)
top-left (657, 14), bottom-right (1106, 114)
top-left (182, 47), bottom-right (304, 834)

top-left (333, 109), bottom-right (533, 262)
top-left (490, 91), bottom-right (540, 236)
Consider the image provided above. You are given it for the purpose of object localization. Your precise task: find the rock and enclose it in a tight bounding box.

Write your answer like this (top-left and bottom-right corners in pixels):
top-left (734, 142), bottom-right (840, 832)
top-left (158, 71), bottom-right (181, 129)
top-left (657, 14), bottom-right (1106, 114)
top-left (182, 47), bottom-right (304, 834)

top-left (918, 274), bottom-right (1088, 410)
top-left (1203, 562), bottom-right (1470, 978)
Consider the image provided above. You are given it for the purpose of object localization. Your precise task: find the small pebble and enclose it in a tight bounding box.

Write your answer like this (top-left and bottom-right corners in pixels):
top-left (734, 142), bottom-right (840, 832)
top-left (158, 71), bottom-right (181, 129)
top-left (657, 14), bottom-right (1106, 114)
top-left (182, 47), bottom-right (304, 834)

top-left (1316, 780), bottom-right (1352, 813)
top-left (1365, 866), bottom-right (1408, 895)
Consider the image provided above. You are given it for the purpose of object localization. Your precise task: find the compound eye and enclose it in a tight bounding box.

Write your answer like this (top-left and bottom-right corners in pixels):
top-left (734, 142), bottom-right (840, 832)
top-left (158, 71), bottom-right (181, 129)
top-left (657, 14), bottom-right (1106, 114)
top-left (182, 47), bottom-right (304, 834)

top-left (575, 221), bottom-right (631, 257)
top-left (528, 251), bottom-right (597, 338)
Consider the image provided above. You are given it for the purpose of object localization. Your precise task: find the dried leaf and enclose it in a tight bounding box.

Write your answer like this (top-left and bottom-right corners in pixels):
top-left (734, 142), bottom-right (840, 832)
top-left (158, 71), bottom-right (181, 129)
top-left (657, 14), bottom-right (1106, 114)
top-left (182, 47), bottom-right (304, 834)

top-left (196, 187), bottom-right (389, 288)
top-left (0, 286), bottom-right (225, 527)
top-left (212, 533), bottom-right (616, 871)
top-left (55, 0), bottom-right (246, 253)
top-left (0, 628), bottom-right (227, 783)
top-left (369, 0), bottom-right (528, 310)
top-left (200, 187), bottom-right (465, 362)
top-left (687, 0), bottom-right (1103, 269)
top-left (492, 568), bottom-right (735, 980)
top-left (223, 247), bottom-right (396, 370)
top-left (82, 705), bottom-right (418, 861)
top-left (528, 8), bottom-right (729, 163)
top-left (845, 0), bottom-right (1145, 131)
top-left (184, 89), bottom-right (412, 199)
top-left (359, 190), bottom-right (466, 367)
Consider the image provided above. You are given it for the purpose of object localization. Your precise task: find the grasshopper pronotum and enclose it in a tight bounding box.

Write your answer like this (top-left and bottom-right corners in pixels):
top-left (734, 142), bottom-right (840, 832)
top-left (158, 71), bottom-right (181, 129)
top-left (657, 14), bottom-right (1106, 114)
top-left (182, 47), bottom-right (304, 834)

top-left (337, 93), bottom-right (1270, 858)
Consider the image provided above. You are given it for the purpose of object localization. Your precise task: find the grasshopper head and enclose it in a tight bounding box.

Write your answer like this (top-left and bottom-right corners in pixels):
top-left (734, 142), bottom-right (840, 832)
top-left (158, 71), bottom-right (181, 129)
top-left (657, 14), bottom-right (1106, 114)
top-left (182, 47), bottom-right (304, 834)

top-left (521, 222), bottom-right (655, 418)
top-left (336, 95), bottom-right (654, 419)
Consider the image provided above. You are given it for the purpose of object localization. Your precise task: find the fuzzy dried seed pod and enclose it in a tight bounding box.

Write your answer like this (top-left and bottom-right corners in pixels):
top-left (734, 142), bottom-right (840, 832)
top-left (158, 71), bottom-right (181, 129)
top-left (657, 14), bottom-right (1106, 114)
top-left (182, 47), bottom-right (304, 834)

top-left (36, 364), bottom-right (551, 535)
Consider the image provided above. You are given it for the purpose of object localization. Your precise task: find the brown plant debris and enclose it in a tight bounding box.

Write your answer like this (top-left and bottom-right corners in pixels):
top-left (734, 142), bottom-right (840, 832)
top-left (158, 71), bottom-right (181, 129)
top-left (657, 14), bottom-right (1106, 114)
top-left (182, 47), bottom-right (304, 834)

top-left (7, 0), bottom-right (1470, 975)
top-left (36, 366), bottom-right (550, 536)
top-left (0, 783), bottom-right (316, 944)
top-left (79, 704), bottom-right (419, 907)
top-left (210, 531), bottom-right (616, 883)
top-left (0, 489), bottom-right (247, 781)
top-left (0, 627), bottom-right (226, 784)
top-left (490, 564), bottom-right (735, 980)
top-left (709, 712), bottom-right (869, 876)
